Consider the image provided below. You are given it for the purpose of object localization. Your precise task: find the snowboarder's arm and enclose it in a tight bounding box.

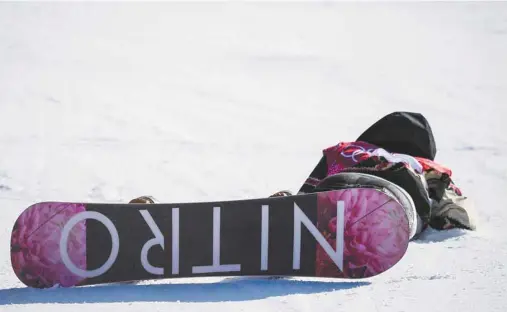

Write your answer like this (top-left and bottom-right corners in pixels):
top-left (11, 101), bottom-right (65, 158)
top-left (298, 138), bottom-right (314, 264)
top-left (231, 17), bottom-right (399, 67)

top-left (298, 155), bottom-right (328, 194)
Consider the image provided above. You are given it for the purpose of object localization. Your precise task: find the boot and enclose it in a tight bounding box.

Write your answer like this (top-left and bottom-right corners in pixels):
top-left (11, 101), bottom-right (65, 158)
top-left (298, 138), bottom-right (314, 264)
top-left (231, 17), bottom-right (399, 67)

top-left (269, 190), bottom-right (293, 197)
top-left (128, 196), bottom-right (158, 204)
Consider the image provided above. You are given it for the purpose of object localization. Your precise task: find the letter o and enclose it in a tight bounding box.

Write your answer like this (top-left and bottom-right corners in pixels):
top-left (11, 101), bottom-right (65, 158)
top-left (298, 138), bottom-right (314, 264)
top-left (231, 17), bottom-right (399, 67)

top-left (60, 211), bottom-right (119, 278)
top-left (340, 144), bottom-right (365, 158)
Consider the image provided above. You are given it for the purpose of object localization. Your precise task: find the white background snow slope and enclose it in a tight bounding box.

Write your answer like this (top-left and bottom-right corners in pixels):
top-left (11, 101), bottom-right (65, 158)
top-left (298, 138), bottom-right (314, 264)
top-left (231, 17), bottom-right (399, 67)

top-left (1, 2), bottom-right (507, 311)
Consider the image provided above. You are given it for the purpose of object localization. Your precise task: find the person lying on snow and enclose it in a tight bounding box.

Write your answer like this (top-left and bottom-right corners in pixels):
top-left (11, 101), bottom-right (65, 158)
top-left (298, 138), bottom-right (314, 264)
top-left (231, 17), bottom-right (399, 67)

top-left (129, 112), bottom-right (476, 240)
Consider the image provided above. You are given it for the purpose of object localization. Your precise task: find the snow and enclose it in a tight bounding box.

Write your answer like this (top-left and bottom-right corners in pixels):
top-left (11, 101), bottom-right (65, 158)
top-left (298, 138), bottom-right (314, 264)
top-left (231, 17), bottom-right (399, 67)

top-left (1, 1), bottom-right (506, 311)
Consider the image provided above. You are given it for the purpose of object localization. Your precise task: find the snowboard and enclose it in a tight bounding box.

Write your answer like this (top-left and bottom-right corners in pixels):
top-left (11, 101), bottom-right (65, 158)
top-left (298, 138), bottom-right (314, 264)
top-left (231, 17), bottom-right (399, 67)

top-left (11, 188), bottom-right (410, 289)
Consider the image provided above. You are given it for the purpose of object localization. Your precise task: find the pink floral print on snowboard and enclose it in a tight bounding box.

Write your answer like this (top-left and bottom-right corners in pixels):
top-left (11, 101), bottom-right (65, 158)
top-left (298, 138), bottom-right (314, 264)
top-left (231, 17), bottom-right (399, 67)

top-left (11, 202), bottom-right (87, 288)
top-left (316, 188), bottom-right (409, 278)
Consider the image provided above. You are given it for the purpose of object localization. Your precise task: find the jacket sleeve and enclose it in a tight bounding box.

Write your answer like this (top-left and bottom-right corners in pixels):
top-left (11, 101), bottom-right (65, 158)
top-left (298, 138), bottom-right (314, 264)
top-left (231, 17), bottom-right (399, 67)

top-left (423, 169), bottom-right (476, 231)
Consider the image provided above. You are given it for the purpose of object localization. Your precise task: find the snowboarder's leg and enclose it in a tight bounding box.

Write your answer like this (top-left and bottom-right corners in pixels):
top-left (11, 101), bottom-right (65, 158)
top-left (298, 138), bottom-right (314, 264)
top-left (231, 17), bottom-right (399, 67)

top-left (313, 171), bottom-right (421, 240)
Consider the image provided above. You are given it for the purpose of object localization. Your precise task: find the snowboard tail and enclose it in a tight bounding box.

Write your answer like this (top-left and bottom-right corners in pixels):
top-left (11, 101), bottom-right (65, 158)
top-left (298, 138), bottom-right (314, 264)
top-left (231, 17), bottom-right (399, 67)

top-left (11, 188), bottom-right (410, 288)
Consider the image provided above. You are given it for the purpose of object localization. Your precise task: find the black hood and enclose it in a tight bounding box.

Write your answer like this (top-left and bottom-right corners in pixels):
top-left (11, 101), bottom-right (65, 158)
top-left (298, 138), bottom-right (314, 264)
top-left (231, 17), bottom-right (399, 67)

top-left (356, 112), bottom-right (437, 160)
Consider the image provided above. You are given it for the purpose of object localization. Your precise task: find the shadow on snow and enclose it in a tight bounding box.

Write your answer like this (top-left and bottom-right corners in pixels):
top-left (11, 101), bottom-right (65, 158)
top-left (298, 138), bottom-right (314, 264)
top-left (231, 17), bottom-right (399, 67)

top-left (413, 228), bottom-right (469, 243)
top-left (0, 277), bottom-right (370, 305)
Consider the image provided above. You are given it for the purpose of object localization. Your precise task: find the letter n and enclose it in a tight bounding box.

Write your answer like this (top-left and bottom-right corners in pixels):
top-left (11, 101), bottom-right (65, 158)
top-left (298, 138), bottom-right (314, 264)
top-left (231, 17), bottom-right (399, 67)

top-left (293, 201), bottom-right (345, 271)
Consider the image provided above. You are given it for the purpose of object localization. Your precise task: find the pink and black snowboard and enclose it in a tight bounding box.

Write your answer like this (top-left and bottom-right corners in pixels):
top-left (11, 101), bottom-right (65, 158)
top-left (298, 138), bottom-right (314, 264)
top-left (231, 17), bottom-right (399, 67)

top-left (11, 188), bottom-right (410, 288)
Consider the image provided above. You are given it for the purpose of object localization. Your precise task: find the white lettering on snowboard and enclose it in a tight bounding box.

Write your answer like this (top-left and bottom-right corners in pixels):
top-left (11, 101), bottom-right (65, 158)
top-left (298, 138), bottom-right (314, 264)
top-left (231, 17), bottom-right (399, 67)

top-left (192, 207), bottom-right (241, 274)
top-left (293, 201), bottom-right (345, 271)
top-left (261, 204), bottom-right (269, 271)
top-left (139, 210), bottom-right (164, 275)
top-left (172, 208), bottom-right (179, 275)
top-left (60, 211), bottom-right (119, 278)
top-left (139, 208), bottom-right (180, 275)
top-left (59, 198), bottom-right (347, 279)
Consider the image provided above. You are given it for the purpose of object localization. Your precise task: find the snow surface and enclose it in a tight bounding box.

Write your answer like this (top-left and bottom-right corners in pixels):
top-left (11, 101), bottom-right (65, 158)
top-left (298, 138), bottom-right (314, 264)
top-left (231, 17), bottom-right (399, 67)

top-left (1, 1), bottom-right (507, 311)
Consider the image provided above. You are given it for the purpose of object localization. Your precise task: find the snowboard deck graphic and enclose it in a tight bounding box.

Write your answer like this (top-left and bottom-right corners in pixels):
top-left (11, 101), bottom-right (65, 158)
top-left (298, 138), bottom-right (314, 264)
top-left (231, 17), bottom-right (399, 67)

top-left (11, 188), bottom-right (410, 289)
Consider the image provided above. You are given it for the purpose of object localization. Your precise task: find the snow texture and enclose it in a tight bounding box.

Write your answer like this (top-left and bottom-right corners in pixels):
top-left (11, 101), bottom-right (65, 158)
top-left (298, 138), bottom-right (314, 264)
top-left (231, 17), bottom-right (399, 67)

top-left (1, 2), bottom-right (506, 311)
